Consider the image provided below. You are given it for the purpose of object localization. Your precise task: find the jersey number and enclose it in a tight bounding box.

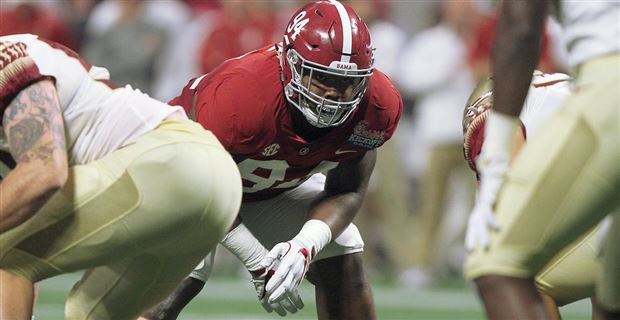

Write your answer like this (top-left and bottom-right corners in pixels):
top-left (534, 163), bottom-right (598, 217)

top-left (237, 159), bottom-right (338, 193)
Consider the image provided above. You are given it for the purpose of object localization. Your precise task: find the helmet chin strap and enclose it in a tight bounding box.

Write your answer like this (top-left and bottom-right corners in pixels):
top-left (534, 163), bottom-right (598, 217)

top-left (277, 43), bottom-right (294, 83)
top-left (277, 45), bottom-right (286, 82)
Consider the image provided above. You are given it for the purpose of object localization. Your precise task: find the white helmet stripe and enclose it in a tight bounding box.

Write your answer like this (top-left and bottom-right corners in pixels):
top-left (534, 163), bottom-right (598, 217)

top-left (330, 0), bottom-right (352, 63)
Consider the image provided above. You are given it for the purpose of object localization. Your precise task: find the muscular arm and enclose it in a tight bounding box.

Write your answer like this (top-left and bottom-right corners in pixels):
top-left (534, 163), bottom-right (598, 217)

top-left (492, 0), bottom-right (548, 117)
top-left (0, 79), bottom-right (68, 233)
top-left (308, 149), bottom-right (376, 237)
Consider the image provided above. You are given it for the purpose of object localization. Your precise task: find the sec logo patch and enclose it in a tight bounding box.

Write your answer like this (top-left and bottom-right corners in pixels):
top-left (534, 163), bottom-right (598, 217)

top-left (262, 143), bottom-right (280, 156)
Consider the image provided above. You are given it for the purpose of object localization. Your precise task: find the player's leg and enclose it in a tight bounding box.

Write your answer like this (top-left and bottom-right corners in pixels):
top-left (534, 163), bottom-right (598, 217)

top-left (475, 275), bottom-right (549, 319)
top-left (140, 251), bottom-right (215, 320)
top-left (0, 120), bottom-right (241, 319)
top-left (0, 159), bottom-right (115, 320)
top-left (307, 253), bottom-right (375, 320)
top-left (0, 269), bottom-right (35, 319)
top-left (532, 225), bottom-right (601, 318)
top-left (592, 295), bottom-right (606, 320)
top-left (240, 174), bottom-right (372, 319)
top-left (535, 226), bottom-right (599, 306)
top-left (540, 293), bottom-right (562, 320)
top-left (465, 54), bottom-right (620, 319)
top-left (480, 229), bottom-right (602, 320)
top-left (138, 276), bottom-right (206, 320)
top-left (62, 121), bottom-right (240, 319)
top-left (597, 212), bottom-right (620, 318)
top-left (64, 250), bottom-right (210, 319)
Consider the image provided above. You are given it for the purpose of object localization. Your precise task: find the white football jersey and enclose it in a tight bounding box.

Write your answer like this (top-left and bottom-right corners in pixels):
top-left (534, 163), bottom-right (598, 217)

top-left (520, 72), bottom-right (572, 138)
top-left (0, 34), bottom-right (183, 165)
top-left (562, 1), bottom-right (620, 68)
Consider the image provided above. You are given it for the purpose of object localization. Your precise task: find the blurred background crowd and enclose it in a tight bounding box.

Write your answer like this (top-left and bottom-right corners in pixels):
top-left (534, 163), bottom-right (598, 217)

top-left (0, 0), bottom-right (570, 290)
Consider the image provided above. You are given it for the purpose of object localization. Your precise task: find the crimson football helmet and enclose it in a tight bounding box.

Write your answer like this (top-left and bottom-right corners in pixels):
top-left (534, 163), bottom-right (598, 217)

top-left (280, 0), bottom-right (374, 128)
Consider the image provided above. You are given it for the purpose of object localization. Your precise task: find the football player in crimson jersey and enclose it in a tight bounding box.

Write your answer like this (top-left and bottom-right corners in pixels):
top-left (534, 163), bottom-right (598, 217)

top-left (142, 1), bottom-right (402, 319)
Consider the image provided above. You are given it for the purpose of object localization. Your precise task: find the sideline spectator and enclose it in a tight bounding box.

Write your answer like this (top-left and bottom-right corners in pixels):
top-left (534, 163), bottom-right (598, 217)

top-left (395, 0), bottom-right (479, 288)
top-left (0, 1), bottom-right (77, 50)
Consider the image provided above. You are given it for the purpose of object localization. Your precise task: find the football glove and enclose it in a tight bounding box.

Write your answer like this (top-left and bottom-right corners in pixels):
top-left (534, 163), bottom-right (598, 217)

top-left (220, 223), bottom-right (293, 315)
top-left (261, 239), bottom-right (309, 311)
top-left (466, 191), bottom-right (502, 251)
top-left (261, 220), bottom-right (331, 309)
top-left (249, 267), bottom-right (294, 316)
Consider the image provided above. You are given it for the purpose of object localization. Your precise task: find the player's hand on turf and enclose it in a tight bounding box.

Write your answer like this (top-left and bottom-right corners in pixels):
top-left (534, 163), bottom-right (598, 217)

top-left (466, 149), bottom-right (507, 251)
top-left (260, 240), bottom-right (309, 313)
top-left (249, 267), bottom-right (292, 316)
top-left (221, 223), bottom-right (296, 316)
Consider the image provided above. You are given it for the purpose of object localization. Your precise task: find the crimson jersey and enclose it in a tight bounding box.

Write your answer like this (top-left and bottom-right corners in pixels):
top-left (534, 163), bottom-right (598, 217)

top-left (170, 45), bottom-right (402, 201)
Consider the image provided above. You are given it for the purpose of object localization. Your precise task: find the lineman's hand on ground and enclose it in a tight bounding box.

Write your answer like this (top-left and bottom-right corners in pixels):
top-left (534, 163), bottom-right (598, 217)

top-left (260, 240), bottom-right (308, 314)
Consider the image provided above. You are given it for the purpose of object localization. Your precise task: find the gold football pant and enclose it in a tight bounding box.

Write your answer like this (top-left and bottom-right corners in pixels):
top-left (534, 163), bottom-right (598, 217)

top-left (0, 120), bottom-right (242, 319)
top-left (534, 225), bottom-right (600, 306)
top-left (465, 53), bottom-right (620, 309)
top-left (598, 213), bottom-right (620, 311)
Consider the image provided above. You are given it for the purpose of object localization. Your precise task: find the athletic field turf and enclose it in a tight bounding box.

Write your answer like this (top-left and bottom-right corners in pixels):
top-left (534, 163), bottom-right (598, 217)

top-left (35, 273), bottom-right (591, 319)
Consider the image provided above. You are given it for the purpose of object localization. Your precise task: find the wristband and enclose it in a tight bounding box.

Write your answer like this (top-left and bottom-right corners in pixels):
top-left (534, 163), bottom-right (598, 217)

top-left (220, 223), bottom-right (267, 271)
top-left (477, 111), bottom-right (519, 204)
top-left (292, 219), bottom-right (332, 260)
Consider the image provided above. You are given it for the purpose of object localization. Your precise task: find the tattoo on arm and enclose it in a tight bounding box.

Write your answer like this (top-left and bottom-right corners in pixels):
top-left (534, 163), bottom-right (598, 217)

top-left (2, 80), bottom-right (66, 164)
